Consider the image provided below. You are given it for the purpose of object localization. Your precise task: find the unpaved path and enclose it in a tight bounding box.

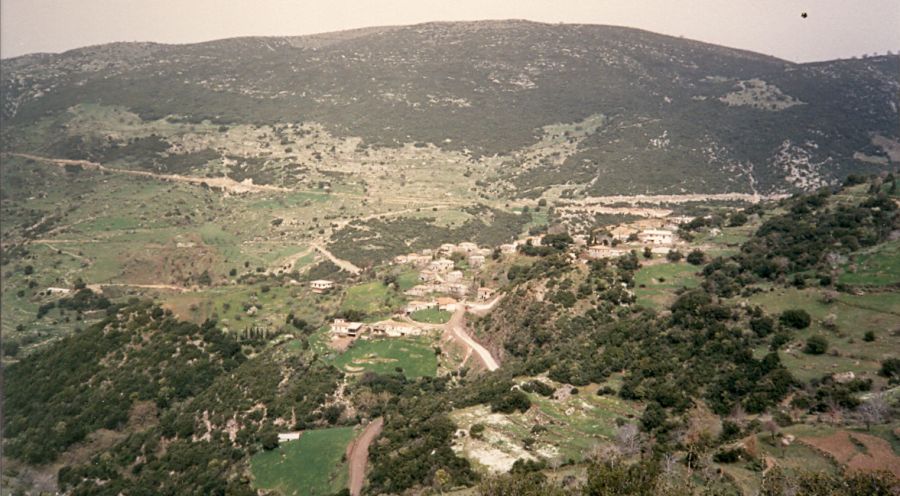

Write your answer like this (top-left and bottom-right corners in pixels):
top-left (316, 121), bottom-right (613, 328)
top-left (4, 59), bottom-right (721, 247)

top-left (347, 417), bottom-right (384, 496)
top-left (562, 192), bottom-right (788, 206)
top-left (312, 242), bottom-right (362, 275)
top-left (446, 307), bottom-right (499, 371)
top-left (9, 153), bottom-right (290, 194)
top-left (87, 283), bottom-right (191, 293)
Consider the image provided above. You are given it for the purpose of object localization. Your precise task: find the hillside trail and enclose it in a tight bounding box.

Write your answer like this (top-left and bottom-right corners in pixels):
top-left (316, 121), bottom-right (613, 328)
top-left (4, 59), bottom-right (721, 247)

top-left (87, 283), bottom-right (191, 293)
top-left (446, 307), bottom-right (499, 371)
top-left (9, 153), bottom-right (291, 194)
top-left (311, 242), bottom-right (362, 275)
top-left (347, 417), bottom-right (384, 496)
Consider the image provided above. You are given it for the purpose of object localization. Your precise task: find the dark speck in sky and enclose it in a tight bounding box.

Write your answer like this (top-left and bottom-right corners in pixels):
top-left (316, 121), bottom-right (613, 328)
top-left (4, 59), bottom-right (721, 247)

top-left (801, 12), bottom-right (808, 18)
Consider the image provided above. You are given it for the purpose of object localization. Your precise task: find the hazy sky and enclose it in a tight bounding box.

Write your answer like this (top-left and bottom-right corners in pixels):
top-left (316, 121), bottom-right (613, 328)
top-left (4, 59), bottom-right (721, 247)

top-left (2, 0), bottom-right (898, 61)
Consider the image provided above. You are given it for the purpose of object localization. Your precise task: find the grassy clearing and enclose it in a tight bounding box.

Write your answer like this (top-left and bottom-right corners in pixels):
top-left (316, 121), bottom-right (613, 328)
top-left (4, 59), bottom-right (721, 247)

top-left (840, 240), bottom-right (900, 287)
top-left (633, 262), bottom-right (701, 310)
top-left (745, 288), bottom-right (900, 382)
top-left (409, 308), bottom-right (452, 324)
top-left (331, 337), bottom-right (437, 378)
top-left (340, 281), bottom-right (406, 319)
top-left (450, 381), bottom-right (641, 471)
top-left (250, 426), bottom-right (356, 496)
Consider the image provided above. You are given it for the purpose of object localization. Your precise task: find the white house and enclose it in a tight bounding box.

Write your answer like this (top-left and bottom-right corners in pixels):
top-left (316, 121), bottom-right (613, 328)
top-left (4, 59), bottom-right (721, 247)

top-left (445, 270), bottom-right (464, 283)
top-left (46, 287), bottom-right (72, 295)
top-left (499, 244), bottom-right (517, 254)
top-left (310, 280), bottom-right (334, 293)
top-left (586, 245), bottom-right (629, 259)
top-left (331, 319), bottom-right (365, 337)
top-left (638, 229), bottom-right (673, 245)
top-left (419, 269), bottom-right (439, 282)
top-left (277, 432), bottom-right (301, 442)
top-left (437, 297), bottom-right (459, 312)
top-left (457, 242), bottom-right (478, 253)
top-left (439, 243), bottom-right (457, 255)
top-left (373, 320), bottom-right (421, 337)
top-left (477, 287), bottom-right (496, 301)
top-left (468, 255), bottom-right (486, 267)
top-left (405, 300), bottom-right (435, 313)
top-left (429, 259), bottom-right (455, 273)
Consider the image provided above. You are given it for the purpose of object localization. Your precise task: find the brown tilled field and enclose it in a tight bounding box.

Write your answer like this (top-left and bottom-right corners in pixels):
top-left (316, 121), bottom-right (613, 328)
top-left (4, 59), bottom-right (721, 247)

top-left (801, 430), bottom-right (900, 478)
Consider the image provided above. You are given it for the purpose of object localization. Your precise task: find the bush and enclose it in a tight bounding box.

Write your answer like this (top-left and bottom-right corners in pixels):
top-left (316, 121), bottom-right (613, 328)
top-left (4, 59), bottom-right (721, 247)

top-left (490, 390), bottom-right (531, 414)
top-left (779, 309), bottom-right (811, 329)
top-left (686, 249), bottom-right (706, 265)
top-left (804, 336), bottom-right (829, 355)
top-left (863, 331), bottom-right (875, 342)
top-left (666, 250), bottom-right (683, 262)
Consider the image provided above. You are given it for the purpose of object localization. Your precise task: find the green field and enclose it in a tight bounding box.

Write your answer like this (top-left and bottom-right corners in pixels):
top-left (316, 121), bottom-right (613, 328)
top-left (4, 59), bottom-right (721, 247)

top-left (745, 288), bottom-right (900, 381)
top-left (331, 337), bottom-right (437, 378)
top-left (250, 426), bottom-right (356, 496)
top-left (409, 308), bottom-right (452, 324)
top-left (839, 240), bottom-right (900, 287)
top-left (633, 262), bottom-right (701, 309)
top-left (340, 281), bottom-right (407, 319)
top-left (450, 381), bottom-right (641, 467)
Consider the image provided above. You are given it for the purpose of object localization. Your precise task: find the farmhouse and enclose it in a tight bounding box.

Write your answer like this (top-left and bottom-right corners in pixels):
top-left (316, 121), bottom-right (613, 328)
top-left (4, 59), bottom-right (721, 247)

top-left (638, 229), bottom-right (674, 245)
top-left (499, 243), bottom-right (517, 254)
top-left (468, 254), bottom-right (485, 267)
top-left (667, 215), bottom-right (695, 225)
top-left (405, 300), bottom-right (435, 313)
top-left (408, 254), bottom-right (432, 267)
top-left (428, 259), bottom-right (455, 273)
top-left (331, 319), bottom-right (365, 337)
top-left (439, 243), bottom-right (457, 255)
top-left (277, 432), bottom-right (301, 442)
top-left (393, 255), bottom-right (409, 264)
top-left (586, 245), bottom-right (629, 259)
top-left (46, 287), bottom-right (72, 295)
top-left (418, 269), bottom-right (439, 282)
top-left (477, 287), bottom-right (496, 301)
top-left (372, 320), bottom-right (421, 337)
top-left (310, 279), bottom-right (334, 293)
top-left (445, 270), bottom-right (464, 283)
top-left (440, 283), bottom-right (469, 297)
top-left (436, 297), bottom-right (460, 312)
top-left (457, 242), bottom-right (478, 253)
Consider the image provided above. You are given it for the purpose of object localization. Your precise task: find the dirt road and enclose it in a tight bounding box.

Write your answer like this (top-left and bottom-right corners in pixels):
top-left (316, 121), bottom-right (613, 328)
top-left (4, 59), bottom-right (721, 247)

top-left (9, 153), bottom-right (290, 194)
top-left (312, 242), bottom-right (362, 275)
top-left (347, 417), bottom-right (384, 496)
top-left (87, 283), bottom-right (190, 293)
top-left (446, 307), bottom-right (499, 371)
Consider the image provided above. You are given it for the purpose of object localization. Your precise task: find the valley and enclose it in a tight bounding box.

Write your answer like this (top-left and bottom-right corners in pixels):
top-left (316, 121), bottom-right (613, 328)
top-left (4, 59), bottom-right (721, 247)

top-left (1, 19), bottom-right (898, 496)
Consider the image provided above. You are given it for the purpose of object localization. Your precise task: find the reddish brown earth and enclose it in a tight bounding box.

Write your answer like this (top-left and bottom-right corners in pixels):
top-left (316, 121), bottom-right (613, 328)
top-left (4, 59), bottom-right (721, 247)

top-left (801, 430), bottom-right (900, 478)
top-left (347, 417), bottom-right (384, 496)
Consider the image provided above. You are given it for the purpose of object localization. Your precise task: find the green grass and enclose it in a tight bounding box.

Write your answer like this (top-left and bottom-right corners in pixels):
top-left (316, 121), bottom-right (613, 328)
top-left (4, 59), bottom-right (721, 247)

top-left (340, 281), bottom-right (406, 318)
top-left (839, 240), bottom-right (900, 287)
top-left (331, 337), bottom-right (437, 378)
top-left (409, 308), bottom-right (452, 324)
top-left (396, 270), bottom-right (421, 291)
top-left (745, 288), bottom-right (900, 382)
top-left (250, 426), bottom-right (356, 496)
top-left (633, 262), bottom-right (701, 309)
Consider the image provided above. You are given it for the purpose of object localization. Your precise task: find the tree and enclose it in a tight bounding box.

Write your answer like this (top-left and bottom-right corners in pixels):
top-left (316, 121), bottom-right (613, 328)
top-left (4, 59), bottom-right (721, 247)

top-left (779, 309), bottom-right (811, 329)
top-left (856, 393), bottom-right (890, 430)
top-left (804, 335), bottom-right (828, 355)
top-left (686, 249), bottom-right (706, 266)
top-left (614, 423), bottom-right (642, 457)
top-left (642, 246), bottom-right (652, 259)
top-left (879, 358), bottom-right (900, 384)
top-left (666, 250), bottom-right (683, 262)
top-left (260, 429), bottom-right (279, 451)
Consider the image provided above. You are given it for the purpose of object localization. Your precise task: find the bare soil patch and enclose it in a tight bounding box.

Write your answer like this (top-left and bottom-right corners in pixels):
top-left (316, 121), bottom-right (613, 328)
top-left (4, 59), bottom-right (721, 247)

top-left (801, 430), bottom-right (900, 478)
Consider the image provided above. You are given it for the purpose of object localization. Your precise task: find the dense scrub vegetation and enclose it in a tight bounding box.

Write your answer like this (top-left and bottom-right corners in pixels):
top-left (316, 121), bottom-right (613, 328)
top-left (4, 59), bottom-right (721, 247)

top-left (329, 205), bottom-right (531, 267)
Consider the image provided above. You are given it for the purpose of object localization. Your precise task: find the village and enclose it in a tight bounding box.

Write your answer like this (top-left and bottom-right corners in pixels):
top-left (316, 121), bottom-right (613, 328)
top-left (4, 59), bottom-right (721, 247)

top-left (310, 214), bottom-right (693, 351)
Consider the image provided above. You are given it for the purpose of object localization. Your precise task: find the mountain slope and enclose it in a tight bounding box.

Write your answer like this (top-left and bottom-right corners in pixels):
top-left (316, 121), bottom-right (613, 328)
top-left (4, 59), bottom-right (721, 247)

top-left (2, 20), bottom-right (898, 195)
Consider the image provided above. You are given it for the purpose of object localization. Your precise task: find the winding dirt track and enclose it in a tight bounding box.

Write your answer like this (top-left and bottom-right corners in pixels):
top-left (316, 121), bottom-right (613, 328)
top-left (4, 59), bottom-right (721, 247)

top-left (446, 307), bottom-right (499, 371)
top-left (9, 153), bottom-right (290, 194)
top-left (347, 417), bottom-right (384, 496)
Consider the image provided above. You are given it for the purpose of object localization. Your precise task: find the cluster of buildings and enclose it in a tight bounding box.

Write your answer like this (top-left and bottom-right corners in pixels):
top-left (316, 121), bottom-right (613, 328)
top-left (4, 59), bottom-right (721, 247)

top-left (330, 318), bottom-right (422, 338)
